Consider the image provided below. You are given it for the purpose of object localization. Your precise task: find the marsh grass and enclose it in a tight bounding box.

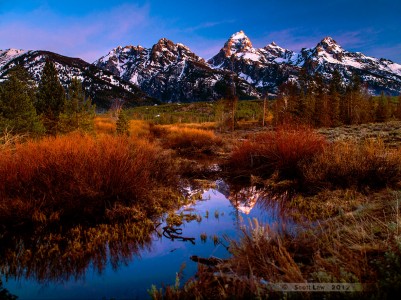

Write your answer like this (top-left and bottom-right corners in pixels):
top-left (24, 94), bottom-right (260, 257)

top-left (156, 192), bottom-right (400, 299)
top-left (129, 119), bottom-right (153, 139)
top-left (0, 132), bottom-right (179, 226)
top-left (150, 124), bottom-right (223, 154)
top-left (229, 125), bottom-right (401, 193)
top-left (94, 115), bottom-right (116, 134)
top-left (302, 139), bottom-right (401, 191)
top-left (229, 125), bottom-right (327, 180)
top-left (229, 219), bottom-right (305, 283)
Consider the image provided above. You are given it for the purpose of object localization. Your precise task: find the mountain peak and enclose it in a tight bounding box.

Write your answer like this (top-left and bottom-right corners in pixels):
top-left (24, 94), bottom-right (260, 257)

top-left (156, 37), bottom-right (174, 45)
top-left (265, 41), bottom-right (286, 50)
top-left (230, 30), bottom-right (247, 40)
top-left (0, 48), bottom-right (28, 69)
top-left (317, 36), bottom-right (343, 54)
top-left (321, 36), bottom-right (337, 44)
top-left (223, 30), bottom-right (253, 56)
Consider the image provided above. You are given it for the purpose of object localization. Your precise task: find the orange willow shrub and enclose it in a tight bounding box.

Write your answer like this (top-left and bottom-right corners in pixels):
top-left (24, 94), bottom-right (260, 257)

top-left (0, 133), bottom-right (178, 224)
top-left (229, 125), bottom-right (327, 179)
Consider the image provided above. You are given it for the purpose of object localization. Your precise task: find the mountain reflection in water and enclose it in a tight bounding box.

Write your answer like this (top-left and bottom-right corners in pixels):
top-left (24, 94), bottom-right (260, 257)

top-left (0, 180), bottom-right (295, 299)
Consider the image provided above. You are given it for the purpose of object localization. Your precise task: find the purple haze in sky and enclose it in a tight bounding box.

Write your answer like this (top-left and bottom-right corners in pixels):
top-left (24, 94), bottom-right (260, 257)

top-left (0, 0), bottom-right (400, 63)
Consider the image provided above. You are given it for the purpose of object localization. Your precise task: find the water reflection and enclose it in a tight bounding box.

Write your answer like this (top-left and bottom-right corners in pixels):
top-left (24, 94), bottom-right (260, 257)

top-left (0, 221), bottom-right (154, 284)
top-left (0, 179), bottom-right (296, 299)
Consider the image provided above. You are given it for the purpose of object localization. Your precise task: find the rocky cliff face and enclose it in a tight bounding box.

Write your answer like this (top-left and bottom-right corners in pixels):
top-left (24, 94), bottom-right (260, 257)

top-left (94, 37), bottom-right (260, 102)
top-left (295, 37), bottom-right (401, 95)
top-left (209, 32), bottom-right (401, 96)
top-left (2, 31), bottom-right (401, 107)
top-left (0, 49), bottom-right (154, 109)
top-left (208, 31), bottom-right (300, 94)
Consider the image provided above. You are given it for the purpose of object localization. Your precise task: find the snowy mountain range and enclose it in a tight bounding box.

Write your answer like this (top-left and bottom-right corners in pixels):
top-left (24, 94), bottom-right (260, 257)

top-left (93, 37), bottom-right (259, 102)
top-left (0, 49), bottom-right (154, 109)
top-left (94, 30), bottom-right (401, 99)
top-left (207, 31), bottom-right (401, 95)
top-left (1, 31), bottom-right (401, 107)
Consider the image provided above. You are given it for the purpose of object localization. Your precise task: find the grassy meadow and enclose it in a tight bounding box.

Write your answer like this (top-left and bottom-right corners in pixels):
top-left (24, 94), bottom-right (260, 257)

top-left (1, 99), bottom-right (401, 299)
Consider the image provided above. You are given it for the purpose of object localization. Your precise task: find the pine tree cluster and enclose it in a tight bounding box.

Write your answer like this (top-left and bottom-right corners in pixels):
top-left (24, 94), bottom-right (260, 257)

top-left (0, 60), bottom-right (95, 137)
top-left (273, 68), bottom-right (400, 127)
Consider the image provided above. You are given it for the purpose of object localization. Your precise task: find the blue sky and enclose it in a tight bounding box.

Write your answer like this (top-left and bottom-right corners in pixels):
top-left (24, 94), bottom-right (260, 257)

top-left (0, 0), bottom-right (400, 63)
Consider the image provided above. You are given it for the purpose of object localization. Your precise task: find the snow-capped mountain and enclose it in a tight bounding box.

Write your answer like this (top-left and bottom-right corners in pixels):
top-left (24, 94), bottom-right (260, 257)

top-left (2, 32), bottom-right (401, 107)
top-left (0, 49), bottom-right (27, 69)
top-left (208, 31), bottom-right (298, 68)
top-left (0, 49), bottom-right (154, 109)
top-left (295, 37), bottom-right (401, 94)
top-left (208, 31), bottom-right (299, 93)
top-left (94, 37), bottom-right (259, 102)
top-left (209, 31), bottom-right (401, 95)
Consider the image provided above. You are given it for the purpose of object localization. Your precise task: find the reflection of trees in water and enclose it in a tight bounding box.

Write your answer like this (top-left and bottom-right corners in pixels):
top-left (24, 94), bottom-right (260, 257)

top-left (0, 278), bottom-right (17, 300)
top-left (0, 221), bottom-right (154, 283)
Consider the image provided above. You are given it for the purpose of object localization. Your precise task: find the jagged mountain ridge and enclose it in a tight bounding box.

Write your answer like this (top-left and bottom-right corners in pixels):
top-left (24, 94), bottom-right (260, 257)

top-left (94, 37), bottom-right (259, 102)
top-left (296, 37), bottom-right (401, 94)
top-left (208, 31), bottom-right (300, 92)
top-left (208, 31), bottom-right (401, 95)
top-left (0, 49), bottom-right (155, 109)
top-left (2, 31), bottom-right (401, 107)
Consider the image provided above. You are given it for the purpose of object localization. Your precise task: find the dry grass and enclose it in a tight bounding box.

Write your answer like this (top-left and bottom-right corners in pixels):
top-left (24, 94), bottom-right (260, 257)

top-left (1, 127), bottom-right (28, 151)
top-left (299, 191), bottom-right (401, 285)
top-left (0, 132), bottom-right (178, 226)
top-left (151, 124), bottom-right (223, 154)
top-left (318, 121), bottom-right (401, 148)
top-left (163, 122), bottom-right (217, 130)
top-left (288, 189), bottom-right (366, 221)
top-left (129, 120), bottom-right (152, 139)
top-left (94, 116), bottom-right (116, 135)
top-left (302, 139), bottom-right (401, 190)
top-left (229, 125), bottom-right (401, 192)
top-left (229, 125), bottom-right (327, 179)
top-left (228, 219), bottom-right (305, 283)
top-left (156, 191), bottom-right (400, 299)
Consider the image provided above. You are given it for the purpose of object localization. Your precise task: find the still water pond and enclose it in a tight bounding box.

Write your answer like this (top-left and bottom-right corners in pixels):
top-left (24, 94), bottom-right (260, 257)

top-left (1, 180), bottom-right (294, 299)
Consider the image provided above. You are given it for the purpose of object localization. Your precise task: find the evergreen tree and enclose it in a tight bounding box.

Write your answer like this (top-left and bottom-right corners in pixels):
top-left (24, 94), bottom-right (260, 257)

top-left (58, 78), bottom-right (95, 133)
top-left (0, 66), bottom-right (44, 135)
top-left (344, 74), bottom-right (364, 124)
top-left (395, 94), bottom-right (401, 120)
top-left (116, 109), bottom-right (129, 135)
top-left (375, 92), bottom-right (390, 122)
top-left (214, 69), bottom-right (239, 130)
top-left (328, 69), bottom-right (342, 126)
top-left (298, 67), bottom-right (310, 95)
top-left (36, 60), bottom-right (66, 134)
top-left (359, 87), bottom-right (375, 123)
top-left (312, 73), bottom-right (330, 127)
top-left (273, 82), bottom-right (297, 125)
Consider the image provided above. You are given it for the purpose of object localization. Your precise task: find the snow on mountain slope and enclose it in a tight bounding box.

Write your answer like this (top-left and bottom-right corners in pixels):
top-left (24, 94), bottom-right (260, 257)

top-left (2, 33), bottom-right (401, 105)
top-left (295, 37), bottom-right (401, 94)
top-left (208, 31), bottom-right (300, 93)
top-left (0, 49), bottom-right (27, 70)
top-left (95, 37), bottom-right (260, 102)
top-left (209, 32), bottom-right (401, 95)
top-left (0, 50), bottom-right (153, 108)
